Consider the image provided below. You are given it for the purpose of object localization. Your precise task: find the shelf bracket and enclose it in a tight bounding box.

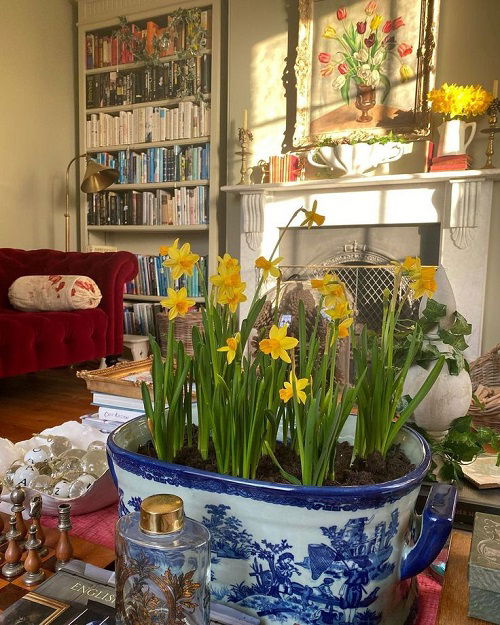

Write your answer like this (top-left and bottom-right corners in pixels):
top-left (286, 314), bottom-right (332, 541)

top-left (447, 178), bottom-right (483, 250)
top-left (241, 192), bottom-right (266, 251)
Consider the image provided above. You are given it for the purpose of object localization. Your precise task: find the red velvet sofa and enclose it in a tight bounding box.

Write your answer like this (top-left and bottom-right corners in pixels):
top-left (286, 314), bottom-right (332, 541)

top-left (0, 249), bottom-right (138, 378)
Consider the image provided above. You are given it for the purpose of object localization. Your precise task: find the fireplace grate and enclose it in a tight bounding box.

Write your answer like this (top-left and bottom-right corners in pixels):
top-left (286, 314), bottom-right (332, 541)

top-left (280, 264), bottom-right (419, 332)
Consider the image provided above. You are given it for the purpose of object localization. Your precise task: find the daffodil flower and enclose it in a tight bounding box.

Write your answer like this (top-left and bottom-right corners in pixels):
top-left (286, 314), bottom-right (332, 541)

top-left (217, 332), bottom-right (241, 364)
top-left (325, 299), bottom-right (352, 321)
top-left (399, 256), bottom-right (421, 278)
top-left (217, 253), bottom-right (240, 273)
top-left (162, 239), bottom-right (200, 280)
top-left (218, 284), bottom-right (247, 313)
top-left (279, 372), bottom-right (309, 404)
top-left (255, 256), bottom-right (283, 280)
top-left (310, 273), bottom-right (340, 295)
top-left (300, 201), bottom-right (325, 229)
top-left (259, 324), bottom-right (298, 363)
top-left (410, 267), bottom-right (437, 299)
top-left (338, 317), bottom-right (353, 339)
top-left (161, 287), bottom-right (195, 320)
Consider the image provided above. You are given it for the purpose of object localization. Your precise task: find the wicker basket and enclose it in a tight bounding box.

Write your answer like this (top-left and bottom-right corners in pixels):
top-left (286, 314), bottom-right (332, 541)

top-left (157, 310), bottom-right (204, 356)
top-left (468, 344), bottom-right (500, 430)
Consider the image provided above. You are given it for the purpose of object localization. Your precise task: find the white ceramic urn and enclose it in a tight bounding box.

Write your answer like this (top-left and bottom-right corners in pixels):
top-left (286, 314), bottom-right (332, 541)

top-left (403, 339), bottom-right (472, 441)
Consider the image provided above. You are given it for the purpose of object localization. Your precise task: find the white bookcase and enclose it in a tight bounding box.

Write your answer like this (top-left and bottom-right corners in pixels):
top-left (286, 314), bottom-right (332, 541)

top-left (77, 0), bottom-right (222, 312)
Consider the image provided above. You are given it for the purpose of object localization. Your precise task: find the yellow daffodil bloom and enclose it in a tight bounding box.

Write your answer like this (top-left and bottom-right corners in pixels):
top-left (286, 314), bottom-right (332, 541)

top-left (259, 324), bottom-right (298, 363)
top-left (410, 267), bottom-right (437, 299)
top-left (428, 84), bottom-right (493, 119)
top-left (338, 317), bottom-right (353, 339)
top-left (370, 14), bottom-right (383, 30)
top-left (218, 284), bottom-right (247, 313)
top-left (255, 256), bottom-right (283, 280)
top-left (323, 25), bottom-right (336, 38)
top-left (217, 332), bottom-right (241, 364)
top-left (159, 245), bottom-right (169, 256)
top-left (400, 256), bottom-right (422, 278)
top-left (162, 239), bottom-right (200, 280)
top-left (217, 253), bottom-right (240, 273)
top-left (300, 201), bottom-right (325, 229)
top-left (279, 372), bottom-right (309, 404)
top-left (161, 287), bottom-right (195, 320)
top-left (324, 284), bottom-right (348, 309)
top-left (310, 273), bottom-right (340, 296)
top-left (325, 299), bottom-right (352, 321)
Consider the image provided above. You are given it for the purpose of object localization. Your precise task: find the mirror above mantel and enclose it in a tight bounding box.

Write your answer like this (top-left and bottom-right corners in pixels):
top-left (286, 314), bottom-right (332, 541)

top-left (221, 169), bottom-right (500, 359)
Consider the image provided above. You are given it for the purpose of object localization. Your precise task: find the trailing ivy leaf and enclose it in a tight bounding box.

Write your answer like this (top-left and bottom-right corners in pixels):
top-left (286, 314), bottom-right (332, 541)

top-left (438, 327), bottom-right (469, 352)
top-left (450, 415), bottom-right (473, 433)
top-left (449, 311), bottom-right (472, 336)
top-left (422, 299), bottom-right (447, 323)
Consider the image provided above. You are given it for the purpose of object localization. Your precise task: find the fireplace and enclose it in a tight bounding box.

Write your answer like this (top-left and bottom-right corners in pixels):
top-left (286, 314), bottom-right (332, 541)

top-left (222, 170), bottom-right (500, 358)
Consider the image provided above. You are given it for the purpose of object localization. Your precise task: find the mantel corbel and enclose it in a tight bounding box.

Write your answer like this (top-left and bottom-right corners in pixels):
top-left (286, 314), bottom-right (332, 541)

top-left (446, 178), bottom-right (484, 250)
top-left (241, 191), bottom-right (268, 251)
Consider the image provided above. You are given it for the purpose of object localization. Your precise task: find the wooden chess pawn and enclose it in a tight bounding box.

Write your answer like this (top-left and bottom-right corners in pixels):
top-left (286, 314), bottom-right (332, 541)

top-left (55, 503), bottom-right (73, 572)
top-left (29, 495), bottom-right (48, 557)
top-left (10, 485), bottom-right (27, 546)
top-left (22, 525), bottom-right (45, 586)
top-left (1, 516), bottom-right (24, 578)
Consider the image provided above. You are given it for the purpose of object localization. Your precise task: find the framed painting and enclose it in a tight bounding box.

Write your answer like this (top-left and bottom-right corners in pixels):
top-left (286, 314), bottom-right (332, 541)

top-left (294, 0), bottom-right (440, 147)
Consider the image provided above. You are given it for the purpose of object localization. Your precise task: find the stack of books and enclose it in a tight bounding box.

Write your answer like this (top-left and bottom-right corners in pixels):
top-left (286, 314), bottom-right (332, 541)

top-left (81, 391), bottom-right (149, 432)
top-left (268, 154), bottom-right (300, 183)
top-left (429, 153), bottom-right (471, 171)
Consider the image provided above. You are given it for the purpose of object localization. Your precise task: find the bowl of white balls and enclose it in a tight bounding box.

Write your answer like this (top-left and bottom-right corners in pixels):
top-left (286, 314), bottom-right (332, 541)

top-left (0, 421), bottom-right (117, 515)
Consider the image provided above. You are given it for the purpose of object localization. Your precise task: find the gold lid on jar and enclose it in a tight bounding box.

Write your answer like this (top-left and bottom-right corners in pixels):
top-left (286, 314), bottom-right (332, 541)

top-left (140, 494), bottom-right (185, 534)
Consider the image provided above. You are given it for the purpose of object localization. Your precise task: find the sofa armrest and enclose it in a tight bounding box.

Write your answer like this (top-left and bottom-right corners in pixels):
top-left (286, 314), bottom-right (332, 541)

top-left (0, 248), bottom-right (138, 355)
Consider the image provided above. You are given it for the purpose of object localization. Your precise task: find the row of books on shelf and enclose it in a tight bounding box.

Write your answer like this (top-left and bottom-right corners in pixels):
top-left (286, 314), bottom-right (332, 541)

top-left (94, 143), bottom-right (210, 183)
top-left (85, 10), bottom-right (212, 69)
top-left (86, 101), bottom-right (210, 147)
top-left (269, 154), bottom-right (301, 183)
top-left (85, 56), bottom-right (211, 109)
top-left (125, 253), bottom-right (207, 298)
top-left (87, 186), bottom-right (209, 226)
top-left (124, 301), bottom-right (163, 342)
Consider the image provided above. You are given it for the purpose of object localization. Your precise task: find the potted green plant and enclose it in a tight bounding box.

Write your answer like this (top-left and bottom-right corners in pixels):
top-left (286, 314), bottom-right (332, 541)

top-left (107, 203), bottom-right (455, 625)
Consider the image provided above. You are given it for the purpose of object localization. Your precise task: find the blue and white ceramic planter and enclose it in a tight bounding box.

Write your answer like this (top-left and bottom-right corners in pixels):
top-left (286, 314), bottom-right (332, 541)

top-left (107, 416), bottom-right (456, 625)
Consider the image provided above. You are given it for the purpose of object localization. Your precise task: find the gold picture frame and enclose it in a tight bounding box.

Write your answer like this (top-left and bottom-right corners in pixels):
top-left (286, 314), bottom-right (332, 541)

top-left (293, 0), bottom-right (440, 147)
top-left (77, 358), bottom-right (153, 399)
top-left (1, 593), bottom-right (68, 625)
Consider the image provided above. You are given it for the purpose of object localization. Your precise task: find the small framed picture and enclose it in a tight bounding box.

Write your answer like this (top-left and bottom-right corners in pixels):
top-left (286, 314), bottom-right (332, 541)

top-left (0, 592), bottom-right (68, 625)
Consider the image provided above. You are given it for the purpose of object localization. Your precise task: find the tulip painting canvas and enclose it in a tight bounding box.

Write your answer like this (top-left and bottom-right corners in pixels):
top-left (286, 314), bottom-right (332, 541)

top-left (294, 0), bottom-right (440, 146)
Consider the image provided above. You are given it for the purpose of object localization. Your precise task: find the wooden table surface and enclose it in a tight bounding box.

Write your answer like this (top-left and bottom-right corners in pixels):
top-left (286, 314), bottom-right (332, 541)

top-left (437, 530), bottom-right (490, 625)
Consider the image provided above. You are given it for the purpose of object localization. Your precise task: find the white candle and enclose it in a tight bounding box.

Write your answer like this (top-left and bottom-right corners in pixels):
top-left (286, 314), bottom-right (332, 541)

top-left (493, 80), bottom-right (498, 98)
top-left (243, 109), bottom-right (248, 130)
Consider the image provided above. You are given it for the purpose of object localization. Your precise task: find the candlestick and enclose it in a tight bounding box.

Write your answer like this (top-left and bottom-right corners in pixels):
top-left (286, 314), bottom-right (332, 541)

top-left (481, 97), bottom-right (500, 169)
top-left (236, 126), bottom-right (253, 185)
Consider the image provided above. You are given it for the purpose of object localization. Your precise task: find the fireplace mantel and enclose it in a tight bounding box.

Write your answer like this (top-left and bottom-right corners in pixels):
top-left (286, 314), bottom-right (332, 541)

top-left (221, 169), bottom-right (500, 358)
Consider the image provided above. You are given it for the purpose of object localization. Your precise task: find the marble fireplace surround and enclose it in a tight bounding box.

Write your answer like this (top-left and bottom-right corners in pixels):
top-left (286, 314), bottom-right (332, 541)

top-left (222, 170), bottom-right (500, 359)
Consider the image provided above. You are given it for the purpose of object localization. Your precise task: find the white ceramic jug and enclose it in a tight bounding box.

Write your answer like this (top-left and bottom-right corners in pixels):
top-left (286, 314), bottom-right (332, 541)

top-left (436, 119), bottom-right (476, 157)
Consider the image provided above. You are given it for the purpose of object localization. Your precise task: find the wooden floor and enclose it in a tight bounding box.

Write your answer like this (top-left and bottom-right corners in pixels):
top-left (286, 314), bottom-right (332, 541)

top-left (0, 365), bottom-right (96, 442)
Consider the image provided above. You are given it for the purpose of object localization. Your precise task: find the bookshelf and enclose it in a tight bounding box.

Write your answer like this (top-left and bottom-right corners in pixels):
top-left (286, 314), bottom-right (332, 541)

top-left (77, 0), bottom-right (222, 339)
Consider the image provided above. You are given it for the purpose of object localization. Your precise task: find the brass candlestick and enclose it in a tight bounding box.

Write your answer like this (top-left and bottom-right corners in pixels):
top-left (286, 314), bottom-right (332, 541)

top-left (236, 127), bottom-right (253, 185)
top-left (481, 98), bottom-right (500, 169)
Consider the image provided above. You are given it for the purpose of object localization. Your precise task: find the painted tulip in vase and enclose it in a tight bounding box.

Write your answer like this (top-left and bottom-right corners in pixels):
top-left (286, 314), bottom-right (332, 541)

top-left (107, 204), bottom-right (456, 625)
top-left (317, 4), bottom-right (415, 123)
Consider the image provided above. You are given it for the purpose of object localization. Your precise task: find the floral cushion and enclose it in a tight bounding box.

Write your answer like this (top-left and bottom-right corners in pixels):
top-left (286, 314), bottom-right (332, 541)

top-left (8, 275), bottom-right (102, 311)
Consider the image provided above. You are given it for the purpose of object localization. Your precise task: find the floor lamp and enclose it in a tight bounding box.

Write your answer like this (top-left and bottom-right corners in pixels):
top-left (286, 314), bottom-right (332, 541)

top-left (65, 155), bottom-right (119, 252)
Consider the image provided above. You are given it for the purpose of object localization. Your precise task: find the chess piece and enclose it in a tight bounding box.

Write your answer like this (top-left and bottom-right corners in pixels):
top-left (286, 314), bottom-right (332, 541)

top-left (55, 503), bottom-right (73, 572)
top-left (1, 516), bottom-right (24, 578)
top-left (29, 495), bottom-right (48, 557)
top-left (22, 525), bottom-right (45, 586)
top-left (11, 485), bottom-right (27, 545)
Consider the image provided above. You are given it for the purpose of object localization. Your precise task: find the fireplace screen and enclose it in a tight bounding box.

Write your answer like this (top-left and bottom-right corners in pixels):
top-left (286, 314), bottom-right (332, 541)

top-left (281, 262), bottom-right (419, 332)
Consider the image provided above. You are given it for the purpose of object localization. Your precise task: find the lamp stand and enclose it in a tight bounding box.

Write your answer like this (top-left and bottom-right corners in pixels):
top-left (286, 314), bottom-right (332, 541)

top-left (65, 154), bottom-right (86, 253)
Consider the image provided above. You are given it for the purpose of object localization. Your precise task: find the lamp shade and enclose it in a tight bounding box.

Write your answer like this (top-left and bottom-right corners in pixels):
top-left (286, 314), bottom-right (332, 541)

top-left (80, 159), bottom-right (119, 193)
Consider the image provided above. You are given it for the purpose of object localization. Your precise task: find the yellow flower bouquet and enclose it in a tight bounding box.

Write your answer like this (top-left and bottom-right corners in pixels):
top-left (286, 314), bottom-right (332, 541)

top-left (142, 202), bottom-right (443, 486)
top-left (428, 83), bottom-right (493, 120)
